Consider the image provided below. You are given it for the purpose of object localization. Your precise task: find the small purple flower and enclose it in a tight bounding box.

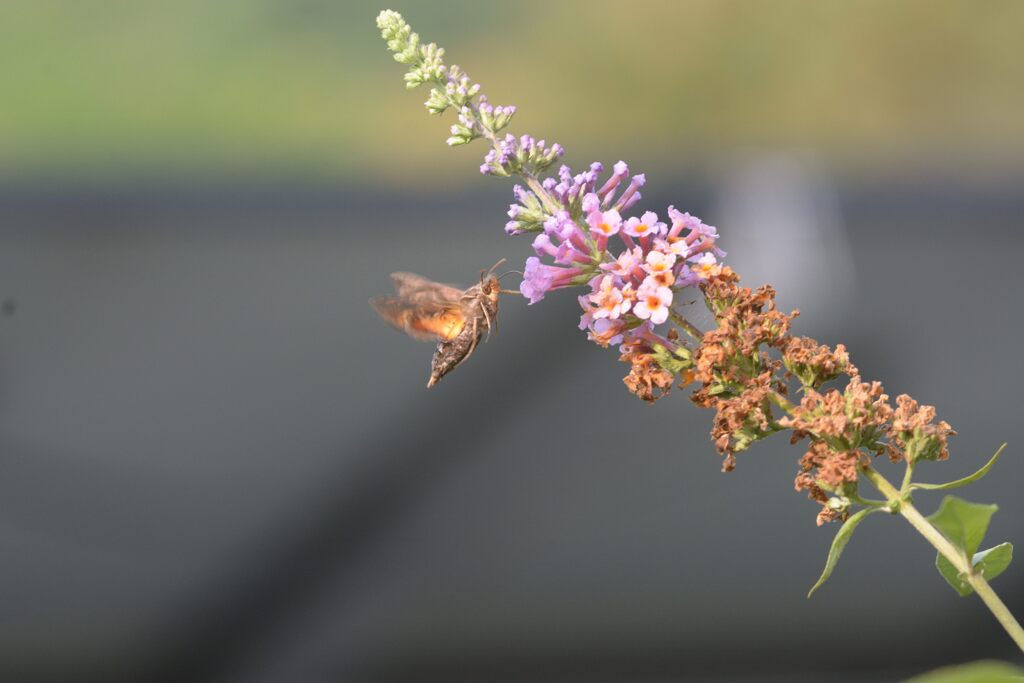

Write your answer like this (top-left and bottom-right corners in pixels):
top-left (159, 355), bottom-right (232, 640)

top-left (642, 249), bottom-right (676, 277)
top-left (532, 233), bottom-right (559, 258)
top-left (668, 206), bottom-right (719, 242)
top-left (654, 236), bottom-right (691, 259)
top-left (598, 161), bottom-right (629, 204)
top-left (520, 257), bottom-right (554, 303)
top-left (587, 317), bottom-right (626, 347)
top-left (615, 174), bottom-right (646, 212)
top-left (601, 246), bottom-right (643, 279)
top-left (633, 280), bottom-right (673, 325)
top-left (675, 264), bottom-right (698, 288)
top-left (519, 257), bottom-right (584, 304)
top-left (623, 211), bottom-right (666, 238)
top-left (578, 294), bottom-right (596, 331)
top-left (587, 208), bottom-right (622, 237)
top-left (588, 274), bottom-right (633, 320)
top-left (691, 252), bottom-right (719, 281)
top-left (543, 211), bottom-right (575, 240)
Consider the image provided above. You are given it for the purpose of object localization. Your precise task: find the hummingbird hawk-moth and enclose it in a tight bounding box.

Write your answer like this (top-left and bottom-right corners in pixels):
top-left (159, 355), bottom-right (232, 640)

top-left (370, 263), bottom-right (510, 387)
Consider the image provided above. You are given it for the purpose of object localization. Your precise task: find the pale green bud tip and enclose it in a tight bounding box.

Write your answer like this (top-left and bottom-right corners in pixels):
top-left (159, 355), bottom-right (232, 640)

top-left (377, 10), bottom-right (420, 61)
top-left (376, 10), bottom-right (405, 34)
top-left (825, 496), bottom-right (850, 514)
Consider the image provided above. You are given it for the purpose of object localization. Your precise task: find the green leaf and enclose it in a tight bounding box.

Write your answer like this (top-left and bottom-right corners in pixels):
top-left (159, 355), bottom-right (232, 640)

top-left (936, 553), bottom-right (974, 596)
top-left (935, 543), bottom-right (1014, 596)
top-left (928, 490), bottom-right (1012, 596)
top-left (926, 495), bottom-right (998, 556)
top-left (911, 444), bottom-right (1006, 491)
top-left (974, 542), bottom-right (1013, 582)
top-left (807, 506), bottom-right (883, 598)
top-left (902, 660), bottom-right (1024, 683)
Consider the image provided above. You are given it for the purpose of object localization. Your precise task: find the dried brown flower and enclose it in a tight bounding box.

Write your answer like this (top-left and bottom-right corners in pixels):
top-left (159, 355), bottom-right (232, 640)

top-left (780, 377), bottom-right (893, 452)
top-left (781, 336), bottom-right (856, 388)
top-left (689, 269), bottom-right (797, 468)
top-left (620, 342), bottom-right (675, 403)
top-left (682, 267), bottom-right (956, 523)
top-left (708, 371), bottom-right (775, 458)
top-left (890, 394), bottom-right (956, 463)
top-left (794, 440), bottom-right (862, 525)
top-left (816, 505), bottom-right (848, 527)
top-left (693, 269), bottom-right (799, 390)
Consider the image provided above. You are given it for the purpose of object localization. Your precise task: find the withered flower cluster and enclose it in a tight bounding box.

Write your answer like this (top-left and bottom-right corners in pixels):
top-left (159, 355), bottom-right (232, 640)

top-left (619, 266), bottom-right (956, 524)
top-left (781, 378), bottom-right (894, 524)
top-left (689, 267), bottom-right (798, 471)
top-left (620, 340), bottom-right (676, 403)
top-left (891, 394), bottom-right (956, 464)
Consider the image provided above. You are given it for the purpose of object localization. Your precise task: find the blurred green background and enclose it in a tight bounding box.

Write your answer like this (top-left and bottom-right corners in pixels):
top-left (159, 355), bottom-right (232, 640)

top-left (4, 0), bottom-right (1023, 186)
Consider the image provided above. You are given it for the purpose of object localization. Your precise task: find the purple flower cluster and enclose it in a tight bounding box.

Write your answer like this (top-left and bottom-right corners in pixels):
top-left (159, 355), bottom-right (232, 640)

top-left (509, 160), bottom-right (725, 351)
top-left (446, 95), bottom-right (517, 147)
top-left (481, 133), bottom-right (563, 177)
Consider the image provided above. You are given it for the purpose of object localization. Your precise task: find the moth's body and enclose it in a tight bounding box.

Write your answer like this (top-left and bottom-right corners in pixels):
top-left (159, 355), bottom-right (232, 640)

top-left (371, 270), bottom-right (502, 387)
top-left (426, 278), bottom-right (500, 386)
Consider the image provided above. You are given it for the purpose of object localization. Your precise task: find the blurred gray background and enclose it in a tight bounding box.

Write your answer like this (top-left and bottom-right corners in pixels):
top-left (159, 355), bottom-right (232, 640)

top-left (1, 1), bottom-right (1023, 681)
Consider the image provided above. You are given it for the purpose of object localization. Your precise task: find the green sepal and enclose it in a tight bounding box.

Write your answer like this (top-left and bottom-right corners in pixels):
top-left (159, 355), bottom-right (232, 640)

top-left (935, 542), bottom-right (1013, 597)
top-left (707, 382), bottom-right (729, 397)
top-left (731, 427), bottom-right (761, 453)
top-left (911, 444), bottom-right (1006, 492)
top-left (424, 88), bottom-right (450, 115)
top-left (568, 268), bottom-right (602, 288)
top-left (650, 344), bottom-right (692, 375)
top-left (807, 506), bottom-right (884, 598)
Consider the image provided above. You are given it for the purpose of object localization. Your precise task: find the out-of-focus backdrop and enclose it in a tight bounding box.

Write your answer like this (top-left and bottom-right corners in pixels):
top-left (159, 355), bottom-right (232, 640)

top-left (1, 1), bottom-right (1023, 681)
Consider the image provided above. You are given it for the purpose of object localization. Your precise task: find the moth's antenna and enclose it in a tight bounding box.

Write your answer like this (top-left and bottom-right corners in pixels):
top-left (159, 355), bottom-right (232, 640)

top-left (480, 258), bottom-right (509, 285)
top-left (496, 269), bottom-right (523, 295)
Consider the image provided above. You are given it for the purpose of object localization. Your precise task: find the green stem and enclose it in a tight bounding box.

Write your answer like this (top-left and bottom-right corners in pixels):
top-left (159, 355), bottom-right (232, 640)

top-left (478, 125), bottom-right (561, 216)
top-left (768, 390), bottom-right (796, 414)
top-left (900, 460), bottom-right (915, 495)
top-left (669, 309), bottom-right (704, 341)
top-left (863, 465), bottom-right (1024, 653)
top-left (523, 173), bottom-right (562, 216)
top-left (847, 491), bottom-right (888, 507)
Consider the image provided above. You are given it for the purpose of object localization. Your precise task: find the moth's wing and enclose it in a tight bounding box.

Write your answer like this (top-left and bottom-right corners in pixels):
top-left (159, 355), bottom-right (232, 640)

top-left (389, 272), bottom-right (463, 301)
top-left (370, 273), bottom-right (467, 342)
top-left (369, 296), bottom-right (465, 342)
